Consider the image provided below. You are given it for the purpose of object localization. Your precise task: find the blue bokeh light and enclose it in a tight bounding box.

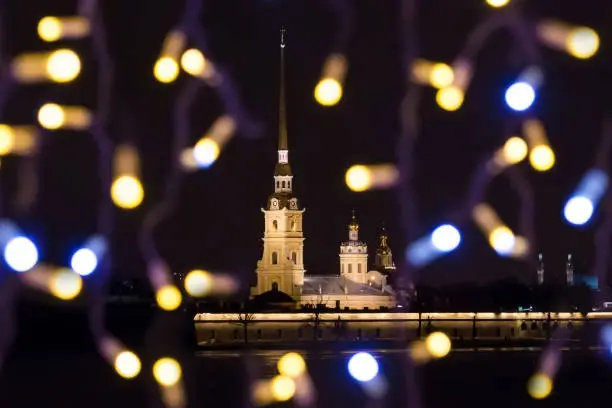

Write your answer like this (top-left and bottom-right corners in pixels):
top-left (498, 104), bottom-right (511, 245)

top-left (347, 352), bottom-right (379, 383)
top-left (505, 81), bottom-right (536, 111)
top-left (4, 236), bottom-right (38, 272)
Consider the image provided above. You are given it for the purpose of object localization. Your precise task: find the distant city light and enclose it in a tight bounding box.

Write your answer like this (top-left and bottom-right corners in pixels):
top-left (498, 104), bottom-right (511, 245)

top-left (430, 224), bottom-right (461, 252)
top-left (505, 82), bottom-right (536, 111)
top-left (347, 352), bottom-right (379, 382)
top-left (4, 236), bottom-right (38, 272)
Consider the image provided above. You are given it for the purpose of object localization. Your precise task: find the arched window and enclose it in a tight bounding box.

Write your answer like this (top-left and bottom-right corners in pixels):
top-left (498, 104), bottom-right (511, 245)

top-left (282, 181), bottom-right (286, 188)
top-left (348, 264), bottom-right (352, 273)
top-left (358, 263), bottom-right (362, 273)
top-left (292, 252), bottom-right (297, 264)
top-left (291, 219), bottom-right (296, 231)
top-left (272, 252), bottom-right (278, 264)
top-left (272, 282), bottom-right (279, 291)
top-left (276, 181), bottom-right (279, 188)
top-left (288, 181), bottom-right (291, 189)
top-left (272, 220), bottom-right (278, 230)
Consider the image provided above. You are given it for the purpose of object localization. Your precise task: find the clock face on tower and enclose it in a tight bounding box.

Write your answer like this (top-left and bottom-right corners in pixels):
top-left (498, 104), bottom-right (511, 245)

top-left (271, 199), bottom-right (279, 209)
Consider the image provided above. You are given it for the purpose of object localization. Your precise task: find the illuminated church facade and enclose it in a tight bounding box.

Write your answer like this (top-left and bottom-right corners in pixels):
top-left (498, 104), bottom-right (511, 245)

top-left (250, 34), bottom-right (396, 310)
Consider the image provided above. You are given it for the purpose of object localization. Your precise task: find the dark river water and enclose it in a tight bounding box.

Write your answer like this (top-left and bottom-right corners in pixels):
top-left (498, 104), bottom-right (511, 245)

top-left (1, 347), bottom-right (612, 408)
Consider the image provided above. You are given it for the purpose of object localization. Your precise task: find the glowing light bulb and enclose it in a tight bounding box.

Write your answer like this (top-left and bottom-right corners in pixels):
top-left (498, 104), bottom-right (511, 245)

top-left (277, 353), bottom-right (306, 379)
top-left (527, 373), bottom-right (553, 399)
top-left (110, 175), bottom-right (144, 209)
top-left (49, 268), bottom-right (82, 300)
top-left (529, 145), bottom-right (555, 171)
top-left (71, 247), bottom-right (98, 276)
top-left (345, 165), bottom-right (372, 192)
top-left (425, 332), bottom-right (451, 358)
top-left (505, 82), bottom-right (536, 111)
top-left (429, 63), bottom-right (454, 88)
top-left (184, 269), bottom-right (212, 297)
top-left (154, 57), bottom-right (179, 83)
top-left (156, 285), bottom-right (182, 311)
top-left (489, 226), bottom-right (515, 255)
top-left (38, 17), bottom-right (62, 42)
top-left (436, 86), bottom-right (464, 111)
top-left (270, 375), bottom-right (296, 402)
top-left (486, 0), bottom-right (510, 7)
top-left (430, 224), bottom-right (461, 252)
top-left (347, 352), bottom-right (378, 382)
top-left (180, 48), bottom-right (206, 76)
top-left (37, 103), bottom-right (65, 130)
top-left (153, 357), bottom-right (182, 386)
top-left (114, 351), bottom-right (141, 379)
top-left (566, 27), bottom-right (599, 59)
top-left (46, 49), bottom-right (81, 83)
top-left (564, 196), bottom-right (594, 226)
top-left (314, 78), bottom-right (343, 106)
top-left (0, 125), bottom-right (15, 155)
top-left (4, 236), bottom-right (38, 272)
top-left (193, 138), bottom-right (220, 168)
top-left (502, 137), bottom-right (528, 164)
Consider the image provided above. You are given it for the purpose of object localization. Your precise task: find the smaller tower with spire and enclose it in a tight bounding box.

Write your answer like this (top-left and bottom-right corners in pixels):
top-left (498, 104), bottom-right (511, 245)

top-left (339, 211), bottom-right (368, 284)
top-left (373, 225), bottom-right (396, 275)
top-left (536, 252), bottom-right (544, 285)
top-left (566, 254), bottom-right (574, 287)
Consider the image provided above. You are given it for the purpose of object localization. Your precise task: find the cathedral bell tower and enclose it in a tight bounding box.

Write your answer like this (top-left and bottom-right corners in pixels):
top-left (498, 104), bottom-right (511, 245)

top-left (373, 225), bottom-right (396, 275)
top-left (254, 29), bottom-right (306, 298)
top-left (339, 211), bottom-right (368, 284)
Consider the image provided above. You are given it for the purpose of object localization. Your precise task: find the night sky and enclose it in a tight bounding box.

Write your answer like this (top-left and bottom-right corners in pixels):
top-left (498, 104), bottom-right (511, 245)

top-left (3, 0), bottom-right (612, 286)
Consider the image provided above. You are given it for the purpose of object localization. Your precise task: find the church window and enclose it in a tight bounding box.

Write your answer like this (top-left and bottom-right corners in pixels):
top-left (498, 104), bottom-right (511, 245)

top-left (272, 282), bottom-right (279, 291)
top-left (272, 220), bottom-right (278, 231)
top-left (348, 264), bottom-right (352, 273)
top-left (272, 252), bottom-right (278, 264)
top-left (291, 219), bottom-right (296, 231)
top-left (342, 264), bottom-right (345, 274)
top-left (358, 263), bottom-right (362, 273)
top-left (288, 181), bottom-right (291, 189)
top-left (282, 181), bottom-right (286, 188)
top-left (292, 252), bottom-right (297, 264)
top-left (276, 181), bottom-right (279, 188)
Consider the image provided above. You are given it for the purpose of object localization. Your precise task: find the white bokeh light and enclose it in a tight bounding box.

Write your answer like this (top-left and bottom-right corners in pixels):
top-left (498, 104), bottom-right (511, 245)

top-left (4, 236), bottom-right (38, 272)
top-left (71, 247), bottom-right (98, 276)
top-left (564, 196), bottom-right (594, 226)
top-left (491, 229), bottom-right (516, 256)
top-left (505, 82), bottom-right (536, 111)
top-left (431, 224), bottom-right (461, 252)
top-left (347, 352), bottom-right (379, 383)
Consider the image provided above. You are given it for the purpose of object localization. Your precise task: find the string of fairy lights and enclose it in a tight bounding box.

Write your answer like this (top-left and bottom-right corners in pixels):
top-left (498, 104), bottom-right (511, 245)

top-left (0, 0), bottom-right (608, 406)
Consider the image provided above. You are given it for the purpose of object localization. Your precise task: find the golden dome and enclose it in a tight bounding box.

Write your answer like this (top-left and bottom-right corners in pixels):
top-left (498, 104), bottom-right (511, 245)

top-left (349, 211), bottom-right (359, 231)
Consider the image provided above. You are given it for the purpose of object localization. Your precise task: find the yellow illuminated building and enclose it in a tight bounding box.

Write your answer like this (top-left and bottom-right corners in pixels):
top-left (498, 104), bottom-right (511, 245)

top-left (250, 32), bottom-right (396, 311)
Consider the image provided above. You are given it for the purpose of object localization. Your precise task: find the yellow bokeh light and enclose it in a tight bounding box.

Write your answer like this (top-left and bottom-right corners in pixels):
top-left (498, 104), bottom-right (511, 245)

top-left (154, 57), bottom-right (180, 83)
top-left (436, 86), bottom-right (464, 111)
top-left (193, 137), bottom-right (220, 167)
top-left (527, 373), bottom-right (553, 399)
top-left (153, 357), bottom-right (182, 387)
top-left (156, 284), bottom-right (182, 311)
top-left (110, 175), bottom-right (144, 209)
top-left (314, 78), bottom-right (343, 106)
top-left (270, 375), bottom-right (296, 402)
top-left (38, 17), bottom-right (62, 42)
top-left (486, 0), bottom-right (510, 8)
top-left (489, 226), bottom-right (514, 249)
top-left (38, 103), bottom-right (66, 130)
top-left (503, 137), bottom-right (528, 164)
top-left (566, 27), bottom-right (599, 59)
top-left (345, 165), bottom-right (372, 192)
top-left (425, 332), bottom-right (451, 358)
top-left (46, 49), bottom-right (81, 83)
top-left (114, 351), bottom-right (142, 379)
top-left (49, 268), bottom-right (83, 300)
top-left (529, 145), bottom-right (555, 171)
top-left (184, 269), bottom-right (213, 297)
top-left (0, 125), bottom-right (15, 155)
top-left (277, 352), bottom-right (306, 379)
top-left (429, 63), bottom-right (454, 89)
top-left (180, 48), bottom-right (206, 76)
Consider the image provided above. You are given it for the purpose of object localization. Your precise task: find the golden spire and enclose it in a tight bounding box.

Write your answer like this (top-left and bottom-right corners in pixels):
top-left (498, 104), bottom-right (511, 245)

top-left (278, 27), bottom-right (287, 151)
top-left (349, 209), bottom-right (359, 231)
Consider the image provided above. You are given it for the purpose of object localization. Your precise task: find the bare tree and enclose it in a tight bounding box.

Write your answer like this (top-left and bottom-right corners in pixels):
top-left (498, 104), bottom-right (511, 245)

top-left (235, 308), bottom-right (256, 345)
